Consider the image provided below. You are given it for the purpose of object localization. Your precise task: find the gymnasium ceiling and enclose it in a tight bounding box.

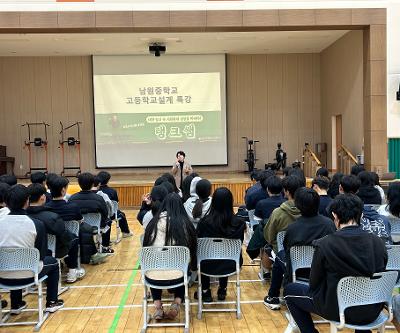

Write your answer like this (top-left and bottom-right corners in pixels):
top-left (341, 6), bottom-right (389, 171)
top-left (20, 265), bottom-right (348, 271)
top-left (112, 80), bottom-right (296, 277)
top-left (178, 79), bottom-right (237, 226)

top-left (0, 30), bottom-right (349, 56)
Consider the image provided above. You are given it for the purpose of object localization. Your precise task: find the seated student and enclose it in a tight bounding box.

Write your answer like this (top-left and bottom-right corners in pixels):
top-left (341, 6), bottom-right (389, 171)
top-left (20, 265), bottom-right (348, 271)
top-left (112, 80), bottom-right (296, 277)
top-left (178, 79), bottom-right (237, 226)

top-left (244, 170), bottom-right (262, 203)
top-left (357, 171), bottom-right (382, 205)
top-left (316, 167), bottom-right (329, 179)
top-left (196, 187), bottom-right (246, 302)
top-left (143, 193), bottom-right (197, 321)
top-left (142, 185), bottom-right (169, 229)
top-left (46, 176), bottom-right (107, 265)
top-left (92, 176), bottom-right (113, 218)
top-left (0, 182), bottom-right (10, 309)
top-left (97, 171), bottom-right (132, 237)
top-left (289, 168), bottom-right (306, 187)
top-left (254, 176), bottom-right (285, 222)
top-left (68, 173), bottom-right (113, 254)
top-left (246, 176), bottom-right (286, 266)
top-left (181, 174), bottom-right (196, 203)
top-left (264, 187), bottom-right (335, 310)
top-left (184, 179), bottom-right (212, 228)
top-left (161, 173), bottom-right (182, 197)
top-left (351, 164), bottom-right (366, 176)
top-left (371, 172), bottom-right (386, 204)
top-left (0, 182), bottom-right (10, 218)
top-left (263, 176), bottom-right (302, 254)
top-left (356, 174), bottom-right (392, 245)
top-left (339, 174), bottom-right (361, 194)
top-left (245, 170), bottom-right (275, 211)
top-left (311, 177), bottom-right (332, 217)
top-left (263, 176), bottom-right (302, 309)
top-left (379, 181), bottom-right (400, 218)
top-left (136, 176), bottom-right (167, 224)
top-left (0, 174), bottom-right (17, 186)
top-left (0, 185), bottom-right (64, 313)
top-left (327, 172), bottom-right (344, 199)
top-left (27, 184), bottom-right (84, 283)
top-left (284, 194), bottom-right (388, 333)
top-left (30, 172), bottom-right (51, 203)
top-left (283, 189), bottom-right (335, 285)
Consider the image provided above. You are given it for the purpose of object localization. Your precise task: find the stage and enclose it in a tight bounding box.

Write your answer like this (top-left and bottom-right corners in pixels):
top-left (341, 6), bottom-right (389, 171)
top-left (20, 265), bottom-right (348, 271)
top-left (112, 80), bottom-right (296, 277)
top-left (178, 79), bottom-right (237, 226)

top-left (65, 172), bottom-right (255, 208)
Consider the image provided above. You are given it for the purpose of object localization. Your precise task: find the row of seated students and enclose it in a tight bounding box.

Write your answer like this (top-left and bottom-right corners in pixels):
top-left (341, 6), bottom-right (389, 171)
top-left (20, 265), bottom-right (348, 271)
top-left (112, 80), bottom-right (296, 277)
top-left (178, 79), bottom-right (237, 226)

top-left (137, 172), bottom-right (246, 320)
top-left (243, 165), bottom-right (400, 333)
top-left (136, 165), bottom-right (400, 330)
top-left (0, 171), bottom-right (132, 314)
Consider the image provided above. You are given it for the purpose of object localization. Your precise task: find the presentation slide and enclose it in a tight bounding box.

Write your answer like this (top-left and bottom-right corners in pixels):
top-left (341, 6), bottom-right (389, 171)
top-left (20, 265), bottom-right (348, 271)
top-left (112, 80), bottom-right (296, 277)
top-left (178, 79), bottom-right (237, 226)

top-left (92, 55), bottom-right (227, 168)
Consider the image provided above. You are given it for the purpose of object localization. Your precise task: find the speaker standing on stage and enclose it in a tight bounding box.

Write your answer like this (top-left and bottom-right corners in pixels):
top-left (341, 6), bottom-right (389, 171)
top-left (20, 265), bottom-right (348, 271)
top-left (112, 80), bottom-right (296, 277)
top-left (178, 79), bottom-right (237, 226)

top-left (172, 151), bottom-right (193, 190)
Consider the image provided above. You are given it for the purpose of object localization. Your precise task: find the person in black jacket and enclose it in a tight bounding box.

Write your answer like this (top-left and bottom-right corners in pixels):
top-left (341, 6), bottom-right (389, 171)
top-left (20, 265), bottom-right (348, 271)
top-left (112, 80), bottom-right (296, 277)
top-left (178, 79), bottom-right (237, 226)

top-left (27, 183), bottom-right (84, 283)
top-left (284, 194), bottom-right (388, 333)
top-left (69, 173), bottom-right (113, 254)
top-left (0, 185), bottom-right (63, 313)
top-left (357, 171), bottom-right (382, 205)
top-left (264, 188), bottom-right (335, 310)
top-left (30, 172), bottom-right (52, 203)
top-left (46, 176), bottom-right (108, 265)
top-left (339, 174), bottom-right (361, 194)
top-left (97, 171), bottom-right (132, 237)
top-left (245, 170), bottom-right (275, 211)
top-left (196, 187), bottom-right (246, 302)
top-left (311, 177), bottom-right (332, 217)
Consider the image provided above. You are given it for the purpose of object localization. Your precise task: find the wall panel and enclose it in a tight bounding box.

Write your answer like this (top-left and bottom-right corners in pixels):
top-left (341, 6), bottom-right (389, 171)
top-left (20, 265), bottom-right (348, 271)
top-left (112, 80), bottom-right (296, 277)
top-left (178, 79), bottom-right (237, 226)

top-left (0, 53), bottom-right (321, 176)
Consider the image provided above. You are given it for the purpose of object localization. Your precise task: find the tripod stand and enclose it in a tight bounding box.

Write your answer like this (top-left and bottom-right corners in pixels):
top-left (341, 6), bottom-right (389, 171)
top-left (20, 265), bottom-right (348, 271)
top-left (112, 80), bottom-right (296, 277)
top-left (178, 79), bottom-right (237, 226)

top-left (21, 122), bottom-right (50, 177)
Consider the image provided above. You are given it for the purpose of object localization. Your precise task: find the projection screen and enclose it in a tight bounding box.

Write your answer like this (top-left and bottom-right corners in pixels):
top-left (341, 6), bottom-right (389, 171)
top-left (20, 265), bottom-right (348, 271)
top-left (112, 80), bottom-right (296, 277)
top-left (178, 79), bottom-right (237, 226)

top-left (92, 55), bottom-right (227, 168)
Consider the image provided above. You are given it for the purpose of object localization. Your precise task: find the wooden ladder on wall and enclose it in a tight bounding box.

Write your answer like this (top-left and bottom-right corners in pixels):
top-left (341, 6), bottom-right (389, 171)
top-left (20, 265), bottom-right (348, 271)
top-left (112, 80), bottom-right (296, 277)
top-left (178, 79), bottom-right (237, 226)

top-left (337, 144), bottom-right (358, 174)
top-left (302, 143), bottom-right (322, 179)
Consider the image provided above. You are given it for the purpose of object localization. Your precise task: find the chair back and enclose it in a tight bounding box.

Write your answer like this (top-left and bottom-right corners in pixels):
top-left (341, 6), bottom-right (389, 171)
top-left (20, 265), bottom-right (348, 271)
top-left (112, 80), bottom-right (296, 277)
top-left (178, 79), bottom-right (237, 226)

top-left (389, 216), bottom-right (400, 236)
top-left (140, 246), bottom-right (190, 274)
top-left (82, 212), bottom-right (101, 228)
top-left (111, 200), bottom-right (118, 218)
top-left (290, 245), bottom-right (315, 281)
top-left (197, 238), bottom-right (241, 264)
top-left (65, 220), bottom-right (80, 237)
top-left (386, 245), bottom-right (400, 271)
top-left (336, 271), bottom-right (397, 327)
top-left (0, 247), bottom-right (40, 279)
top-left (47, 234), bottom-right (56, 256)
top-left (277, 231), bottom-right (286, 253)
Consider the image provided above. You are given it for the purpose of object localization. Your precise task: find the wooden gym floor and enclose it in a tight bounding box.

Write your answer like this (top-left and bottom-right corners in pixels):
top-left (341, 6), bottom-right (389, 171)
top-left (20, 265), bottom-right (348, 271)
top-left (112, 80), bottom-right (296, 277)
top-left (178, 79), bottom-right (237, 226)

top-left (0, 211), bottom-right (344, 333)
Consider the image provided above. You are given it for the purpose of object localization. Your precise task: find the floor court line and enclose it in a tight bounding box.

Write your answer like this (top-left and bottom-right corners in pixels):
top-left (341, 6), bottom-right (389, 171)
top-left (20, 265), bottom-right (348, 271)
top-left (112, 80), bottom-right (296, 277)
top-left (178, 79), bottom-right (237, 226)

top-left (68, 279), bottom-right (263, 289)
top-left (8, 299), bottom-right (266, 314)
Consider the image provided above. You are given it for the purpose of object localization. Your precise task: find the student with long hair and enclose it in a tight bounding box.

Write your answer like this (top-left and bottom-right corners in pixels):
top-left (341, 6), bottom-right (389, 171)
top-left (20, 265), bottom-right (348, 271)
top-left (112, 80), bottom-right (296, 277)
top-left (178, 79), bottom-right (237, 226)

top-left (143, 193), bottom-right (197, 321)
top-left (184, 179), bottom-right (212, 228)
top-left (196, 187), bottom-right (246, 302)
top-left (161, 173), bottom-right (181, 196)
top-left (142, 185), bottom-right (168, 229)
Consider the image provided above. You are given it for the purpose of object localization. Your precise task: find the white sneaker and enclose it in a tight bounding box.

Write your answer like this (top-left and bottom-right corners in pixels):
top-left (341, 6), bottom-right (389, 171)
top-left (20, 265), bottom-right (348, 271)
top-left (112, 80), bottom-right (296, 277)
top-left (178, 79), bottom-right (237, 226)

top-left (66, 269), bottom-right (78, 283)
top-left (77, 268), bottom-right (86, 279)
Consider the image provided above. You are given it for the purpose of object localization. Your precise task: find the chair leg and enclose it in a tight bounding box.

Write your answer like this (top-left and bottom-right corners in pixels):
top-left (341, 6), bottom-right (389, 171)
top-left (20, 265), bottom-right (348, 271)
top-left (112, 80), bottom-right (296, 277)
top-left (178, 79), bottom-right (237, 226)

top-left (329, 323), bottom-right (337, 333)
top-left (197, 271), bottom-right (202, 320)
top-left (34, 282), bottom-right (49, 332)
top-left (98, 232), bottom-right (103, 253)
top-left (141, 286), bottom-right (148, 333)
top-left (236, 272), bottom-right (242, 319)
top-left (184, 281), bottom-right (190, 332)
top-left (378, 324), bottom-right (386, 333)
top-left (57, 259), bottom-right (69, 296)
